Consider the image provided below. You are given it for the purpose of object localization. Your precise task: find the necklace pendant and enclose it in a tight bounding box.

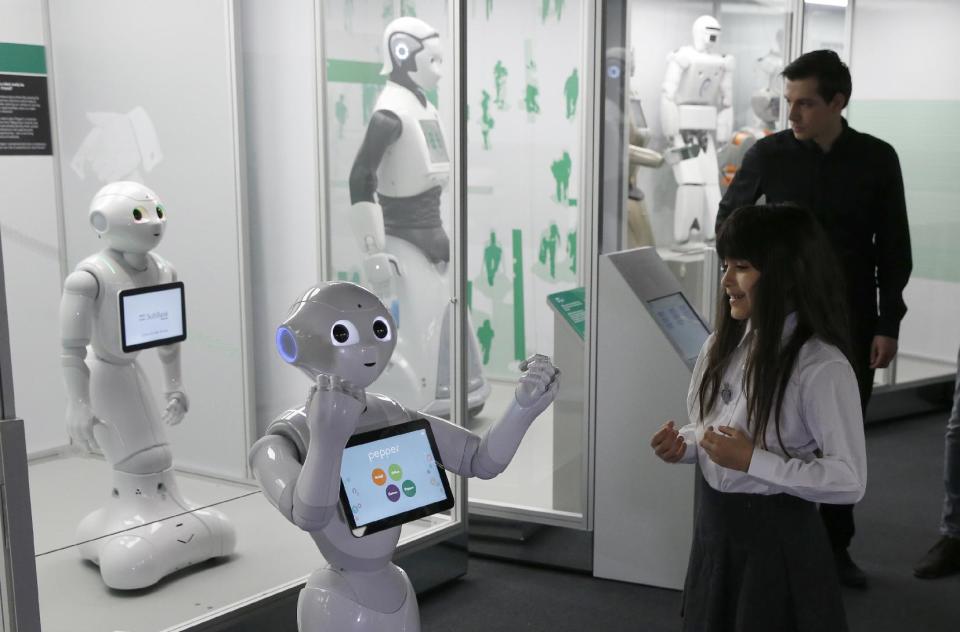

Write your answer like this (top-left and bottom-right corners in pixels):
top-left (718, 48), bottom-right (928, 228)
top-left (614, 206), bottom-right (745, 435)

top-left (720, 383), bottom-right (733, 404)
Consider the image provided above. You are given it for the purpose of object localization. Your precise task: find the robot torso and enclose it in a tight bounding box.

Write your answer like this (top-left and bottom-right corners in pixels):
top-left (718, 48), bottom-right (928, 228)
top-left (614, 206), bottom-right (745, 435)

top-left (373, 81), bottom-right (450, 198)
top-left (77, 249), bottom-right (175, 364)
top-left (670, 45), bottom-right (733, 108)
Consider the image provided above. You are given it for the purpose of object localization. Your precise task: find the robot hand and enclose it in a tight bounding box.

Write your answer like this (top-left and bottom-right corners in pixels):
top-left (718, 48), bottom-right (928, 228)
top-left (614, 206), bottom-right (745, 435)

top-left (305, 374), bottom-right (366, 441)
top-left (162, 391), bottom-right (189, 426)
top-left (66, 401), bottom-right (101, 452)
top-left (514, 354), bottom-right (561, 418)
top-left (363, 252), bottom-right (403, 284)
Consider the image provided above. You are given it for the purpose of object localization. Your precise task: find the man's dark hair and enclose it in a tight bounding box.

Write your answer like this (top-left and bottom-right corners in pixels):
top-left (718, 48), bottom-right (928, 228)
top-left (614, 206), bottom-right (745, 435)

top-left (782, 49), bottom-right (852, 108)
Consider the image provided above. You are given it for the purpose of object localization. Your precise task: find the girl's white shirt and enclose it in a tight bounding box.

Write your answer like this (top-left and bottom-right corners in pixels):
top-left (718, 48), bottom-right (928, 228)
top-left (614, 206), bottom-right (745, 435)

top-left (679, 313), bottom-right (867, 504)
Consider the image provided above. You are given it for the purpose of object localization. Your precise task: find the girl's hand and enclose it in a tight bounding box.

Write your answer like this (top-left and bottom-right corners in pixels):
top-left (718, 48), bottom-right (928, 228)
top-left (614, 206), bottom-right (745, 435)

top-left (700, 425), bottom-right (754, 472)
top-left (650, 420), bottom-right (686, 463)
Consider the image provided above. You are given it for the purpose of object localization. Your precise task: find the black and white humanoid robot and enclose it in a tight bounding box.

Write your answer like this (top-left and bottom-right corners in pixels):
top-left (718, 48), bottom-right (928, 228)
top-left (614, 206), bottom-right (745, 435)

top-left (660, 15), bottom-right (734, 244)
top-left (59, 181), bottom-right (235, 589)
top-left (348, 16), bottom-right (488, 418)
top-left (249, 282), bottom-right (559, 630)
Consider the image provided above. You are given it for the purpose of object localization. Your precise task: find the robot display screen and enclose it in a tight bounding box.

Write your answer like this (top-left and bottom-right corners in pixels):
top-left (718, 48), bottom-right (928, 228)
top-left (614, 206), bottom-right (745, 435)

top-left (119, 282), bottom-right (187, 352)
top-left (418, 120), bottom-right (449, 163)
top-left (648, 292), bottom-right (710, 368)
top-left (339, 418), bottom-right (454, 536)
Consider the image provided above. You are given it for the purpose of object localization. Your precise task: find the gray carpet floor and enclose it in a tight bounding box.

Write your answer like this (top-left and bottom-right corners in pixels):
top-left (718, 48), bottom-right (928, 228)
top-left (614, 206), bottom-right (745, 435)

top-left (419, 411), bottom-right (960, 632)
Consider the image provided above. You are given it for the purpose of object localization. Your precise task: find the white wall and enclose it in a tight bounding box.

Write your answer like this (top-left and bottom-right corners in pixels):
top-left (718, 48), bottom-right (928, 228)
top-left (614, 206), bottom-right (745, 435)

top-left (0, 0), bottom-right (68, 454)
top-left (238, 0), bottom-right (323, 434)
top-left (851, 0), bottom-right (960, 370)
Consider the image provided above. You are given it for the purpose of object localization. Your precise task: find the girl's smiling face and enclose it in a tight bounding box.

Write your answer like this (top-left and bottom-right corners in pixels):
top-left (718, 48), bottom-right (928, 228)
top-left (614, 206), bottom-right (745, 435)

top-left (721, 258), bottom-right (761, 321)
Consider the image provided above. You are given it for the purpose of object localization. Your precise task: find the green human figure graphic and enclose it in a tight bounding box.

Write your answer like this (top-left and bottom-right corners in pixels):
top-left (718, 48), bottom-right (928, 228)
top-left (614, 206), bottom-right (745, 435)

top-left (524, 83), bottom-right (540, 114)
top-left (335, 94), bottom-right (348, 139)
top-left (550, 151), bottom-right (572, 202)
top-left (555, 0), bottom-right (566, 20)
top-left (483, 230), bottom-right (502, 286)
top-left (541, 0), bottom-right (550, 23)
top-left (480, 90), bottom-right (494, 150)
top-left (477, 319), bottom-right (495, 365)
top-left (564, 68), bottom-right (579, 119)
top-left (493, 61), bottom-right (508, 109)
top-left (538, 223), bottom-right (562, 279)
top-left (486, 0), bottom-right (493, 20)
top-left (566, 229), bottom-right (577, 273)
top-left (401, 0), bottom-right (416, 17)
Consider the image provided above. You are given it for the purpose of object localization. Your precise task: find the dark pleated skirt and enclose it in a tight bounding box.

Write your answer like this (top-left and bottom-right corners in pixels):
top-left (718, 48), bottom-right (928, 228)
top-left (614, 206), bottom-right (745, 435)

top-left (681, 470), bottom-right (848, 632)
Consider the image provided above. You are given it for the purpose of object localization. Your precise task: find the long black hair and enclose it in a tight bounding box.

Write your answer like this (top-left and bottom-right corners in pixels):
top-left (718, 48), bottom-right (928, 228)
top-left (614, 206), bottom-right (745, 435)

top-left (698, 204), bottom-right (853, 454)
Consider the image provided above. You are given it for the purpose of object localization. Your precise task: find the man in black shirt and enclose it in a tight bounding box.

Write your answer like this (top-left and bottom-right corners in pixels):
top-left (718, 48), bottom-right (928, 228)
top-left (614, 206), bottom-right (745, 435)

top-left (716, 50), bottom-right (912, 588)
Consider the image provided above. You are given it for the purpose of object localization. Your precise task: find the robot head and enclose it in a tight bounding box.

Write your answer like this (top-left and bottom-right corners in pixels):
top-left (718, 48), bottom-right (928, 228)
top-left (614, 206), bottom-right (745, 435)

top-left (380, 17), bottom-right (442, 92)
top-left (276, 283), bottom-right (396, 388)
top-left (692, 15), bottom-right (722, 53)
top-left (88, 181), bottom-right (166, 254)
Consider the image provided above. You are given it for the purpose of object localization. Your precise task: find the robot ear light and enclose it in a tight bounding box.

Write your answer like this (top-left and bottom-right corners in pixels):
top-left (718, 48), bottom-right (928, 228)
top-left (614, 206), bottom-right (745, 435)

top-left (276, 327), bottom-right (299, 363)
top-left (90, 210), bottom-right (109, 233)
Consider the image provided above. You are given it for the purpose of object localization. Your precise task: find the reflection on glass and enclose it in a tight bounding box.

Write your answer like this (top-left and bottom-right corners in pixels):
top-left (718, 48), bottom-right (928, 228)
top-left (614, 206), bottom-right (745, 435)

top-left (803, 1), bottom-right (848, 58)
top-left (465, 1), bottom-right (588, 524)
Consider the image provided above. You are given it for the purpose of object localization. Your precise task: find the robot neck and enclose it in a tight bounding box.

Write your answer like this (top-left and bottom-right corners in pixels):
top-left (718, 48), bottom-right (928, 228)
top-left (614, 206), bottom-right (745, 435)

top-left (388, 71), bottom-right (427, 107)
top-left (107, 248), bottom-right (150, 272)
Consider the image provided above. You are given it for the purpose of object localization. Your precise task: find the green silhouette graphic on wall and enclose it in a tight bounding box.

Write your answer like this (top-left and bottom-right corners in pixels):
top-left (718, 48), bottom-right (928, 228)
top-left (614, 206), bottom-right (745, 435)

top-left (477, 319), bottom-right (495, 365)
top-left (480, 90), bottom-right (495, 150)
top-left (551, 151), bottom-right (572, 202)
top-left (486, 0), bottom-right (493, 20)
top-left (523, 41), bottom-right (539, 118)
top-left (401, 0), bottom-right (416, 17)
top-left (541, 0), bottom-right (551, 23)
top-left (483, 231), bottom-right (502, 286)
top-left (566, 229), bottom-right (577, 274)
top-left (335, 94), bottom-right (348, 139)
top-left (512, 229), bottom-right (526, 362)
top-left (336, 270), bottom-right (362, 285)
top-left (382, 0), bottom-right (394, 23)
top-left (564, 68), bottom-right (578, 119)
top-left (538, 223), bottom-right (562, 279)
top-left (493, 60), bottom-right (508, 110)
top-left (542, 0), bottom-right (565, 23)
top-left (556, 0), bottom-right (566, 21)
top-left (525, 84), bottom-right (540, 114)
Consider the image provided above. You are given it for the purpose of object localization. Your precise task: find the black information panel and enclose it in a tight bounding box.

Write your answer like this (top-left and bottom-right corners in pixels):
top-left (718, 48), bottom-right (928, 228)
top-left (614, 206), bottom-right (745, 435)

top-left (0, 74), bottom-right (52, 155)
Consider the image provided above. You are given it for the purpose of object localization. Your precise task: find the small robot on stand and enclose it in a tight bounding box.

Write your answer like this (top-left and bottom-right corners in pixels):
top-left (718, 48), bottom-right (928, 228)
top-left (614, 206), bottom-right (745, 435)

top-left (348, 16), bottom-right (489, 417)
top-left (60, 181), bottom-right (235, 590)
top-left (249, 282), bottom-right (559, 631)
top-left (660, 15), bottom-right (734, 245)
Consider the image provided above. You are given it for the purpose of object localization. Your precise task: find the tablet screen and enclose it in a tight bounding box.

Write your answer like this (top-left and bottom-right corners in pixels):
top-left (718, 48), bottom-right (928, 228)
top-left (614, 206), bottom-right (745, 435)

top-left (648, 291), bottom-right (710, 369)
top-left (339, 419), bottom-right (454, 536)
top-left (119, 282), bottom-right (187, 353)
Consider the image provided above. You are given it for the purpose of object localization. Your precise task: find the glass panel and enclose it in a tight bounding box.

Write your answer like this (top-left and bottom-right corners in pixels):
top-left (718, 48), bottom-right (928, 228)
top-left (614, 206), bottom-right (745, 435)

top-left (318, 0), bottom-right (462, 537)
top-left (464, 0), bottom-right (589, 522)
top-left (802, 0), bottom-right (848, 58)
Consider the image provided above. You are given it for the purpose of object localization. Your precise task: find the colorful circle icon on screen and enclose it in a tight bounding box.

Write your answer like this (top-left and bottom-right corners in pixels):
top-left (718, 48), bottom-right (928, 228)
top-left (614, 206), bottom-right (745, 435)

top-left (371, 469), bottom-right (387, 486)
top-left (386, 484), bottom-right (401, 502)
top-left (402, 480), bottom-right (417, 497)
top-left (388, 464), bottom-right (403, 481)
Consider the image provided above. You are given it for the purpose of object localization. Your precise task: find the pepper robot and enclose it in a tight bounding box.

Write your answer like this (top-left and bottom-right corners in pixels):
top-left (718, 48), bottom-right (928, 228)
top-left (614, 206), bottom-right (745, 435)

top-left (249, 282), bottom-right (559, 631)
top-left (348, 16), bottom-right (489, 417)
top-left (660, 15), bottom-right (734, 244)
top-left (60, 181), bottom-right (235, 589)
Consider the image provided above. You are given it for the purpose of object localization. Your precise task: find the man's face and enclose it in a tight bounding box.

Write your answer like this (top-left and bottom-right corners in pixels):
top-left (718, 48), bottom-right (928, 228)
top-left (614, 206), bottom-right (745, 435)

top-left (784, 77), bottom-right (845, 143)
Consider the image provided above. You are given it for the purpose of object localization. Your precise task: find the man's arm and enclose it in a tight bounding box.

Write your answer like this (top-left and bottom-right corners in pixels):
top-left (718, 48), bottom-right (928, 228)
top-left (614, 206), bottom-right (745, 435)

top-left (716, 142), bottom-right (764, 233)
top-left (874, 144), bottom-right (912, 339)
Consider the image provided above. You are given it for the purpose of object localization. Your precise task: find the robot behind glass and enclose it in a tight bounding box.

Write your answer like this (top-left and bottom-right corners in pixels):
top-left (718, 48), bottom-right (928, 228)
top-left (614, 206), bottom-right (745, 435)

top-left (348, 17), bottom-right (488, 418)
top-left (661, 15), bottom-right (734, 244)
top-left (59, 181), bottom-right (235, 589)
top-left (249, 282), bottom-right (559, 631)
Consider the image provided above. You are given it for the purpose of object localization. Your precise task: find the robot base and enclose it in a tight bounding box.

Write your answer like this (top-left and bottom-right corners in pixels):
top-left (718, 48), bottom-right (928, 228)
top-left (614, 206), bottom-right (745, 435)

top-left (76, 468), bottom-right (236, 590)
top-left (298, 563), bottom-right (420, 632)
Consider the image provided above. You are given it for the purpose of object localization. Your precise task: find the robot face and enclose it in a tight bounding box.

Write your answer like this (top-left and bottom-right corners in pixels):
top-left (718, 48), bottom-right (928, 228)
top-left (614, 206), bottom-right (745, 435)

top-left (88, 181), bottom-right (166, 254)
top-left (276, 283), bottom-right (396, 388)
top-left (692, 15), bottom-right (722, 53)
top-left (409, 36), bottom-right (443, 92)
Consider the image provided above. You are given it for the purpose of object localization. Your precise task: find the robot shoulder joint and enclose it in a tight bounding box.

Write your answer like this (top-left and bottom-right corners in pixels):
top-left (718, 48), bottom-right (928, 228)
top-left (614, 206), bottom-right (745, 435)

top-left (63, 269), bottom-right (100, 299)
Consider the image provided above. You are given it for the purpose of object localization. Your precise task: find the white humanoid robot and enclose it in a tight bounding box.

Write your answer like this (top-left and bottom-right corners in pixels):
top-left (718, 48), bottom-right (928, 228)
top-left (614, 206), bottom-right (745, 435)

top-left (348, 16), bottom-right (489, 418)
top-left (60, 181), bottom-right (235, 589)
top-left (660, 15), bottom-right (734, 244)
top-left (249, 282), bottom-right (559, 631)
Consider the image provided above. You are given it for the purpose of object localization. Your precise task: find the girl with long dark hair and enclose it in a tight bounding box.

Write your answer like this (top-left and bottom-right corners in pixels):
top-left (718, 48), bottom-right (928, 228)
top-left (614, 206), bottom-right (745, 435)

top-left (650, 204), bottom-right (867, 631)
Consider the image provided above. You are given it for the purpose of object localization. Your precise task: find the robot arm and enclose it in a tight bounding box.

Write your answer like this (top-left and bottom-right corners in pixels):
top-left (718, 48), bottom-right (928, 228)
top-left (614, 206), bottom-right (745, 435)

top-left (60, 270), bottom-right (99, 451)
top-left (156, 267), bottom-right (189, 426)
top-left (248, 428), bottom-right (305, 524)
top-left (660, 51), bottom-right (689, 139)
top-left (426, 355), bottom-right (560, 480)
top-left (716, 56), bottom-right (736, 143)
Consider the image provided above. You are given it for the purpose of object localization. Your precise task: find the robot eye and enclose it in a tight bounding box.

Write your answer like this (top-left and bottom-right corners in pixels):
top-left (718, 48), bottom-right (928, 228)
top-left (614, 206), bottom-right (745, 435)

top-left (156, 205), bottom-right (165, 219)
top-left (132, 208), bottom-right (145, 222)
top-left (373, 317), bottom-right (392, 341)
top-left (331, 320), bottom-right (360, 346)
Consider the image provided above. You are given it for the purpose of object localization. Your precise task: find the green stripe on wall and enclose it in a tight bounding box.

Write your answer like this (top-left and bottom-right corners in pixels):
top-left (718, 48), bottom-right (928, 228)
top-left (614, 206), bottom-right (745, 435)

top-left (512, 229), bottom-right (525, 361)
top-left (327, 59), bottom-right (386, 85)
top-left (0, 43), bottom-right (46, 74)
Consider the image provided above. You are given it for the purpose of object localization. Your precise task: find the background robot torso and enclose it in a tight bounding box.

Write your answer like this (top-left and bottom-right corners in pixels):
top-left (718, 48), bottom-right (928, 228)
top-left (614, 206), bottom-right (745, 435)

top-left (670, 45), bottom-right (733, 109)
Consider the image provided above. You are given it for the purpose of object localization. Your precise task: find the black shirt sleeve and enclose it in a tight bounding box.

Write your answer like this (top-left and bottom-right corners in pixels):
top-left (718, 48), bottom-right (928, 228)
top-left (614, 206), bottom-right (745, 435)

top-left (349, 110), bottom-right (403, 205)
top-left (716, 141), bottom-right (765, 234)
top-left (874, 144), bottom-right (912, 338)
